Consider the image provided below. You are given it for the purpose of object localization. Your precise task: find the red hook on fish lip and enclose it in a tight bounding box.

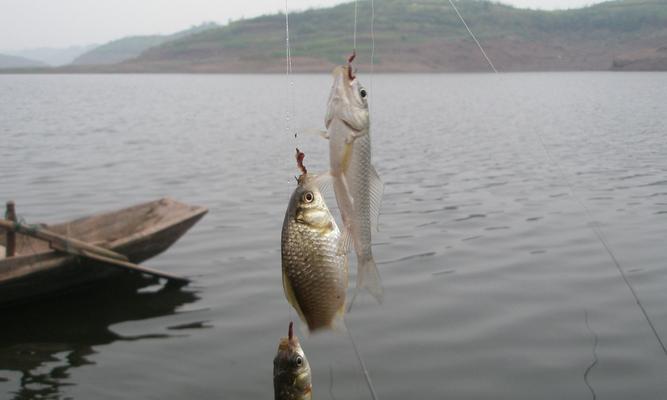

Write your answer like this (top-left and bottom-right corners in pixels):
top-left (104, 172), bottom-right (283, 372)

top-left (347, 50), bottom-right (356, 81)
top-left (288, 321), bottom-right (294, 341)
top-left (296, 148), bottom-right (307, 175)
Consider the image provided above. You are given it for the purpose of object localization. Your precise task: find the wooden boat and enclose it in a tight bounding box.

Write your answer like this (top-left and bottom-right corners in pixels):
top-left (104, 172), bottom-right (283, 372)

top-left (0, 198), bottom-right (207, 307)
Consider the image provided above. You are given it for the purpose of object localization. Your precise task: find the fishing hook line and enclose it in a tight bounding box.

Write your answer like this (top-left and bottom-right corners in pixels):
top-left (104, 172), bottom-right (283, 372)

top-left (535, 131), bottom-right (667, 356)
top-left (353, 0), bottom-right (359, 52)
top-left (446, 0), bottom-right (665, 357)
top-left (284, 0), bottom-right (294, 323)
top-left (369, 0), bottom-right (375, 114)
top-left (329, 364), bottom-right (338, 400)
top-left (584, 310), bottom-right (599, 400)
top-left (284, 0), bottom-right (297, 142)
top-left (447, 0), bottom-right (497, 73)
top-left (446, 0), bottom-right (666, 357)
top-left (347, 4), bottom-right (379, 399)
top-left (347, 323), bottom-right (379, 400)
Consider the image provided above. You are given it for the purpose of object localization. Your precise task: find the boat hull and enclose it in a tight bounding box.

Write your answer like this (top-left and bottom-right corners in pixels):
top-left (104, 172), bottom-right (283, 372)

top-left (0, 198), bottom-right (207, 307)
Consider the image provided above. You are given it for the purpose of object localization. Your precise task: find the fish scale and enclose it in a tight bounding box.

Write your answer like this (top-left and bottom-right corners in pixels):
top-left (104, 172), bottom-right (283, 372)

top-left (326, 65), bottom-right (384, 303)
top-left (281, 175), bottom-right (348, 332)
top-left (348, 133), bottom-right (374, 258)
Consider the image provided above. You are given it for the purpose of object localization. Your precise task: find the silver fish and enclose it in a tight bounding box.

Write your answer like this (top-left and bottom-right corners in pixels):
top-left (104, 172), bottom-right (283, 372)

top-left (274, 321), bottom-right (312, 400)
top-left (281, 154), bottom-right (348, 332)
top-left (325, 64), bottom-right (384, 303)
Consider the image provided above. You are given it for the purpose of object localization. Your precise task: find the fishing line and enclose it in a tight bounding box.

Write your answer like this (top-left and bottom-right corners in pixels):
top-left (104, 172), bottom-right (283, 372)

top-left (447, 0), bottom-right (497, 73)
top-left (369, 0), bottom-right (375, 114)
top-left (284, 0), bottom-right (294, 323)
top-left (347, 323), bottom-right (379, 400)
top-left (584, 310), bottom-right (599, 400)
top-left (353, 0), bottom-right (359, 52)
top-left (328, 364), bottom-right (338, 400)
top-left (284, 0), bottom-right (297, 142)
top-left (346, 3), bottom-right (380, 399)
top-left (446, 0), bottom-right (666, 357)
top-left (534, 129), bottom-right (667, 356)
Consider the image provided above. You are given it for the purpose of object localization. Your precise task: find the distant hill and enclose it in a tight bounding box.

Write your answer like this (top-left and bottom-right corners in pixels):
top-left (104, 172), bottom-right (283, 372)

top-left (3, 0), bottom-right (667, 73)
top-left (71, 35), bottom-right (166, 65)
top-left (123, 0), bottom-right (667, 72)
top-left (71, 22), bottom-right (219, 66)
top-left (6, 45), bottom-right (97, 66)
top-left (0, 54), bottom-right (47, 69)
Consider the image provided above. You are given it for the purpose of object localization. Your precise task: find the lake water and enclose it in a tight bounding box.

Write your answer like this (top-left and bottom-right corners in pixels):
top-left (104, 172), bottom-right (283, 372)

top-left (0, 72), bottom-right (666, 399)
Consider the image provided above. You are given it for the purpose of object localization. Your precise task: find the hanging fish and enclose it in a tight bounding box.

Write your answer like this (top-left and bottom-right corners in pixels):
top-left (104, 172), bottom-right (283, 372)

top-left (274, 321), bottom-right (312, 400)
top-left (324, 59), bottom-right (384, 304)
top-left (281, 149), bottom-right (348, 332)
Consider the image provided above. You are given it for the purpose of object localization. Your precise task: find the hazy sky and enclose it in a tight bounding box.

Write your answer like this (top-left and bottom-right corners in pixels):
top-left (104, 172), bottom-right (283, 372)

top-left (1, 0), bottom-right (608, 51)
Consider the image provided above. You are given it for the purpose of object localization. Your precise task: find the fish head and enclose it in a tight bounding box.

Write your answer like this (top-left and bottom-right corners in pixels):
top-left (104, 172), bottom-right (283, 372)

top-left (325, 65), bottom-right (369, 132)
top-left (273, 323), bottom-right (312, 399)
top-left (293, 174), bottom-right (335, 232)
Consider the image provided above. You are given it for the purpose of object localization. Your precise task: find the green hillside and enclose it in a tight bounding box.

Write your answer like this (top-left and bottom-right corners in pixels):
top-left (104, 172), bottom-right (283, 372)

top-left (125, 0), bottom-right (667, 72)
top-left (71, 22), bottom-right (219, 66)
top-left (3, 0), bottom-right (666, 73)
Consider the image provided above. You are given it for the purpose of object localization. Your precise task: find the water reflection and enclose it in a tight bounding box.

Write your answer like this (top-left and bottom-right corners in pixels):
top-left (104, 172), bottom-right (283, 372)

top-left (0, 276), bottom-right (200, 399)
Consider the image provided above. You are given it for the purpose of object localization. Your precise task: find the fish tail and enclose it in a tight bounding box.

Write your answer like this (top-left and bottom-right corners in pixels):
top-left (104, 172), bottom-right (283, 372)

top-left (356, 255), bottom-right (384, 304)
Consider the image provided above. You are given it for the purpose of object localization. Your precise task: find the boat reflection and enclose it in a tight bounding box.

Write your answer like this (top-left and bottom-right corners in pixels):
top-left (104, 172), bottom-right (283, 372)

top-left (0, 275), bottom-right (200, 399)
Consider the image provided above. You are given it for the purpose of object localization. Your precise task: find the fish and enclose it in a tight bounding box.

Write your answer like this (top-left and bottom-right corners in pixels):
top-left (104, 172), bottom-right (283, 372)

top-left (324, 63), bottom-right (384, 304)
top-left (281, 150), bottom-right (348, 332)
top-left (274, 321), bottom-right (312, 400)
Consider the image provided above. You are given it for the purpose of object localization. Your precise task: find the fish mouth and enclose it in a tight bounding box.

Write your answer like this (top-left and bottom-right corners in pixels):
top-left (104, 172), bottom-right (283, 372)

top-left (331, 65), bottom-right (350, 82)
top-left (347, 50), bottom-right (356, 80)
top-left (326, 64), bottom-right (367, 132)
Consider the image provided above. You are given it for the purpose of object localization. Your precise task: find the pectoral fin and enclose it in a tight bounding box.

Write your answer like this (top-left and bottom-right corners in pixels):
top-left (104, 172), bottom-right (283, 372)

top-left (312, 172), bottom-right (333, 195)
top-left (298, 128), bottom-right (329, 139)
top-left (338, 227), bottom-right (353, 256)
top-left (341, 143), bottom-right (354, 173)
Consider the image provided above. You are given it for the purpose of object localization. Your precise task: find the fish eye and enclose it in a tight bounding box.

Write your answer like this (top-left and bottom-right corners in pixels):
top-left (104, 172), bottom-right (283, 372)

top-left (295, 356), bottom-right (303, 366)
top-left (359, 88), bottom-right (367, 98)
top-left (302, 192), bottom-right (314, 203)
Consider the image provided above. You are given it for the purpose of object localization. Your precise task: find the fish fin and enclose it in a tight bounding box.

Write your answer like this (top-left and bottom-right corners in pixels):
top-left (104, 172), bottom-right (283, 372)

top-left (341, 143), bottom-right (354, 173)
top-left (312, 172), bottom-right (333, 195)
top-left (356, 256), bottom-right (384, 305)
top-left (298, 128), bottom-right (329, 139)
top-left (344, 129), bottom-right (367, 144)
top-left (333, 173), bottom-right (356, 229)
top-left (282, 270), bottom-right (308, 326)
top-left (338, 227), bottom-right (353, 256)
top-left (369, 164), bottom-right (384, 232)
